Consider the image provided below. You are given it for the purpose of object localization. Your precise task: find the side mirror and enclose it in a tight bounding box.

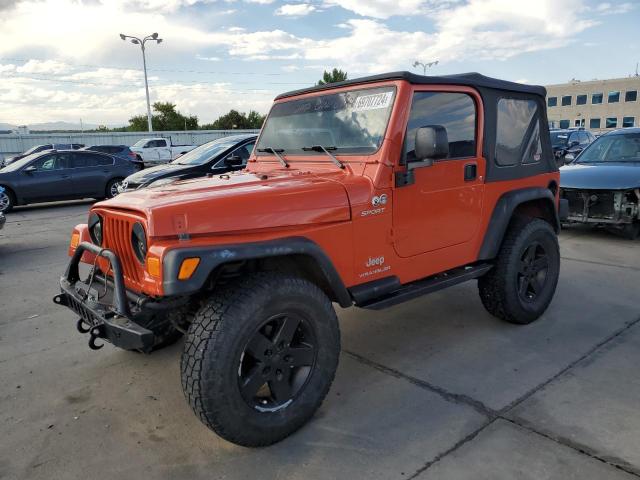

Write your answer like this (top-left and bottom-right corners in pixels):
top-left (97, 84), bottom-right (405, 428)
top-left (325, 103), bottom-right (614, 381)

top-left (23, 165), bottom-right (37, 173)
top-left (224, 155), bottom-right (243, 166)
top-left (564, 153), bottom-right (575, 163)
top-left (414, 125), bottom-right (449, 164)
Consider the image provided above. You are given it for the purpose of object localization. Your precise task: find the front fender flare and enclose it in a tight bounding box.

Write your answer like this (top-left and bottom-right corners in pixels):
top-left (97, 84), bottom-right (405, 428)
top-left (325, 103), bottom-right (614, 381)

top-left (162, 237), bottom-right (352, 307)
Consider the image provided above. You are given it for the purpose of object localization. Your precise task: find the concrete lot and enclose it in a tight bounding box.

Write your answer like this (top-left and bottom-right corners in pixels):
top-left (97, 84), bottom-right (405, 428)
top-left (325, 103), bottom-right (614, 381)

top-left (0, 201), bottom-right (639, 480)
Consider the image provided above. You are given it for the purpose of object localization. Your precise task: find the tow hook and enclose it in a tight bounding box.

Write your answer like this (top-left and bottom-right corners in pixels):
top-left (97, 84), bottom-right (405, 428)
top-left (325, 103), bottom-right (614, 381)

top-left (88, 325), bottom-right (105, 350)
top-left (76, 318), bottom-right (91, 333)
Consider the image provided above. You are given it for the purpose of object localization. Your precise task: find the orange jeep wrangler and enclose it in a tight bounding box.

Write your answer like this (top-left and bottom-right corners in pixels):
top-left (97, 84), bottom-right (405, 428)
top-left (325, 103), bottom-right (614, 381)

top-left (54, 72), bottom-right (565, 447)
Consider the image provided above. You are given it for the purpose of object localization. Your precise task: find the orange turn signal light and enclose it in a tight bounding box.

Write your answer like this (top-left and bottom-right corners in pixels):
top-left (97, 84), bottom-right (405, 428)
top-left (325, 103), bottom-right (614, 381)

top-left (178, 257), bottom-right (200, 280)
top-left (147, 256), bottom-right (161, 277)
top-left (70, 233), bottom-right (80, 249)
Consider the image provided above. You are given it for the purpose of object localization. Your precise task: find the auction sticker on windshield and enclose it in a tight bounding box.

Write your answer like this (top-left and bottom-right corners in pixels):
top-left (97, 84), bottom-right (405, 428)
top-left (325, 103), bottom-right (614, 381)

top-left (353, 91), bottom-right (394, 111)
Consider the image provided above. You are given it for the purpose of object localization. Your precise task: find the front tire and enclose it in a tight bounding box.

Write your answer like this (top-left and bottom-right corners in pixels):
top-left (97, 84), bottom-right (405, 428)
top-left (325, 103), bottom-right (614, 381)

top-left (0, 186), bottom-right (15, 213)
top-left (181, 272), bottom-right (340, 447)
top-left (478, 217), bottom-right (560, 325)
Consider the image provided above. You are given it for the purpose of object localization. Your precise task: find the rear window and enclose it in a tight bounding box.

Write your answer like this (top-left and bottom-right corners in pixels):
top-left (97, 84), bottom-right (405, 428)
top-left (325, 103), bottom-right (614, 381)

top-left (495, 98), bottom-right (542, 167)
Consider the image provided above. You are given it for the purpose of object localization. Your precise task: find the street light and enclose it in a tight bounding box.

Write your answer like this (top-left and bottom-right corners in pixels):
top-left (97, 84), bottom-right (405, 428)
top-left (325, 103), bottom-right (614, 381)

top-left (413, 60), bottom-right (439, 75)
top-left (119, 32), bottom-right (163, 132)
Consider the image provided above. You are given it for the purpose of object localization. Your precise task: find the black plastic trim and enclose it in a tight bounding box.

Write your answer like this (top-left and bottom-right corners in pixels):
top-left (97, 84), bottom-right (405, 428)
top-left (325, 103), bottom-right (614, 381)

top-left (357, 264), bottom-right (493, 310)
top-left (349, 276), bottom-right (402, 305)
top-left (275, 71), bottom-right (546, 100)
top-left (478, 187), bottom-right (559, 261)
top-left (162, 237), bottom-right (353, 307)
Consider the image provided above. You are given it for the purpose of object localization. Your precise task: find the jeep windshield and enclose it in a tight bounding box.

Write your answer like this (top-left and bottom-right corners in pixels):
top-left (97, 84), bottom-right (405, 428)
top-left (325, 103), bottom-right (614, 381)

top-left (256, 86), bottom-right (396, 156)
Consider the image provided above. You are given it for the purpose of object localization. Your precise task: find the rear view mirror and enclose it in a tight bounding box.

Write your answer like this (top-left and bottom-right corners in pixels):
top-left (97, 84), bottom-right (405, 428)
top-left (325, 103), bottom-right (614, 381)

top-left (224, 155), bottom-right (243, 166)
top-left (414, 125), bottom-right (449, 164)
top-left (23, 165), bottom-right (37, 173)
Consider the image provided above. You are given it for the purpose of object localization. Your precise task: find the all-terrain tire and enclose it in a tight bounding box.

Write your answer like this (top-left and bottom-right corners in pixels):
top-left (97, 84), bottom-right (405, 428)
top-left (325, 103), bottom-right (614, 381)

top-left (180, 272), bottom-right (340, 447)
top-left (478, 216), bottom-right (560, 325)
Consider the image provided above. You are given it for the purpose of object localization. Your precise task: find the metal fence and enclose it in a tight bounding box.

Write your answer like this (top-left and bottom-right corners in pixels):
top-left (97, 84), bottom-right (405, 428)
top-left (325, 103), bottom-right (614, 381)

top-left (0, 130), bottom-right (260, 160)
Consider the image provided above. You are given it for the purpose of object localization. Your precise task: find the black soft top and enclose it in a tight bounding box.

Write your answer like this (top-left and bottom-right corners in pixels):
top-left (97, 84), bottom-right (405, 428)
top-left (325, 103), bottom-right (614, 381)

top-left (276, 71), bottom-right (546, 100)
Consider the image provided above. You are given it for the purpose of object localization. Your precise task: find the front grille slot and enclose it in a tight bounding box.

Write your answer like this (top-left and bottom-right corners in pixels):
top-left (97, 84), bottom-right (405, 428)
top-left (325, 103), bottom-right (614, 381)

top-left (103, 217), bottom-right (143, 285)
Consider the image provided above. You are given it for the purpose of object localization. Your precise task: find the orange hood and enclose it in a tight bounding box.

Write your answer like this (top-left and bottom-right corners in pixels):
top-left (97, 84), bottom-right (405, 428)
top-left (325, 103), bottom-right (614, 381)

top-left (99, 170), bottom-right (352, 237)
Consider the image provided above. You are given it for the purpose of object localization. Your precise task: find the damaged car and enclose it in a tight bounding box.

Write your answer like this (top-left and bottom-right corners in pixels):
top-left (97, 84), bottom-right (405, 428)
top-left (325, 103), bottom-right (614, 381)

top-left (560, 128), bottom-right (640, 239)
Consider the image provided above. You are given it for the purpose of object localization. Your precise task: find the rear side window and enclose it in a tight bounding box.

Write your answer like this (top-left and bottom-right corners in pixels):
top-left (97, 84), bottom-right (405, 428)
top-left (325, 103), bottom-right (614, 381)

top-left (403, 92), bottom-right (476, 162)
top-left (495, 98), bottom-right (542, 167)
top-left (77, 152), bottom-right (114, 167)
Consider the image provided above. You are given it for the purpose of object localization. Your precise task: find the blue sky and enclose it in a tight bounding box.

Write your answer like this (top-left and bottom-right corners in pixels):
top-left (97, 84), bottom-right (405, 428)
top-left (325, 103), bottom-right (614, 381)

top-left (0, 0), bottom-right (638, 126)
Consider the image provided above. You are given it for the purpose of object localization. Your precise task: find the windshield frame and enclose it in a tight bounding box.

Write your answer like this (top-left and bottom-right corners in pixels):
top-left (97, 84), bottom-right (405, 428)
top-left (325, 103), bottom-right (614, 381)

top-left (255, 84), bottom-right (398, 158)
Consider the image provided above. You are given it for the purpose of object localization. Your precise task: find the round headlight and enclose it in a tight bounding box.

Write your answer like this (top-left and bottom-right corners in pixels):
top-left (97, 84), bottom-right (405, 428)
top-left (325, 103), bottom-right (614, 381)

top-left (88, 213), bottom-right (103, 245)
top-left (131, 222), bottom-right (147, 264)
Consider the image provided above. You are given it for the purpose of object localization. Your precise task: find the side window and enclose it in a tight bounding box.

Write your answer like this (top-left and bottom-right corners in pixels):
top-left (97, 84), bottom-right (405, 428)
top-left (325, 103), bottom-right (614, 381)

top-left (403, 92), bottom-right (476, 162)
top-left (31, 154), bottom-right (65, 171)
top-left (156, 139), bottom-right (167, 147)
top-left (235, 142), bottom-right (256, 162)
top-left (95, 154), bottom-right (114, 166)
top-left (495, 98), bottom-right (542, 167)
top-left (69, 153), bottom-right (87, 168)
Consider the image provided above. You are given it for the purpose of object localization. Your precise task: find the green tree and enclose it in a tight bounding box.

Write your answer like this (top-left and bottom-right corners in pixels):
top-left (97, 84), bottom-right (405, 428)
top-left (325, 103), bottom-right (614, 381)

top-left (127, 102), bottom-right (199, 131)
top-left (317, 68), bottom-right (348, 86)
top-left (201, 110), bottom-right (265, 130)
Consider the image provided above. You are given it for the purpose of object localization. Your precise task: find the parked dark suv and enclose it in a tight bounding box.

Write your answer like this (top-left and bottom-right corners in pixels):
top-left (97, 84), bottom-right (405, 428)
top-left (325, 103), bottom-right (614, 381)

top-left (0, 150), bottom-right (137, 213)
top-left (550, 129), bottom-right (595, 166)
top-left (82, 145), bottom-right (144, 168)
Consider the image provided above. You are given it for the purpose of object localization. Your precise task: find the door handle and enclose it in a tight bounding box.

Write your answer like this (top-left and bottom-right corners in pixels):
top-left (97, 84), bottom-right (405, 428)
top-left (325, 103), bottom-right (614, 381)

top-left (464, 163), bottom-right (477, 181)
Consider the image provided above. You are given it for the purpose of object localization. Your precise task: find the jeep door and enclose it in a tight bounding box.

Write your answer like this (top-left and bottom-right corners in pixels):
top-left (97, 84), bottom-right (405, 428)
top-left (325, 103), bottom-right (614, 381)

top-left (392, 88), bottom-right (484, 257)
top-left (19, 153), bottom-right (74, 202)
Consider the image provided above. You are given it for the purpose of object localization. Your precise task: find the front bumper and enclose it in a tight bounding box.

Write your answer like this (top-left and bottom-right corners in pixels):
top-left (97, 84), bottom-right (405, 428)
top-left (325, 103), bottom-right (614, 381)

top-left (561, 189), bottom-right (639, 225)
top-left (53, 242), bottom-right (168, 352)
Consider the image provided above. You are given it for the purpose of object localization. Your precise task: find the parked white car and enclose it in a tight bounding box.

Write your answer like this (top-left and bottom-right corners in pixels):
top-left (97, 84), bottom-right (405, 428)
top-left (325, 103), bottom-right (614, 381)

top-left (130, 138), bottom-right (197, 165)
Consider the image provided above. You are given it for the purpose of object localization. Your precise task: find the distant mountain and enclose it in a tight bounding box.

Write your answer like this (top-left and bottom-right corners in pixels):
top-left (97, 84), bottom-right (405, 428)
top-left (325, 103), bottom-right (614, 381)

top-left (0, 121), bottom-right (126, 131)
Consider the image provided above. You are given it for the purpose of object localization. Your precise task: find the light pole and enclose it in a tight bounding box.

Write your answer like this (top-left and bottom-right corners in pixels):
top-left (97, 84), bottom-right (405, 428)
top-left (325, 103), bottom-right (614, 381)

top-left (413, 60), bottom-right (439, 75)
top-left (119, 32), bottom-right (163, 132)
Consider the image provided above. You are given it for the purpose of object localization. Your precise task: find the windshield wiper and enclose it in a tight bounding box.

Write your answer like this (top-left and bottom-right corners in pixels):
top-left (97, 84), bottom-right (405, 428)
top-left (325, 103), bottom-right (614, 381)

top-left (257, 147), bottom-right (289, 168)
top-left (302, 145), bottom-right (345, 169)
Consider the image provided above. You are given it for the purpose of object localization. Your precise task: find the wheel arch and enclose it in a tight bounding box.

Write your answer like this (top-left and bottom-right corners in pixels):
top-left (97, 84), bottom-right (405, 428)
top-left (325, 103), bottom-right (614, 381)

top-left (162, 237), bottom-right (352, 307)
top-left (478, 187), bottom-right (559, 261)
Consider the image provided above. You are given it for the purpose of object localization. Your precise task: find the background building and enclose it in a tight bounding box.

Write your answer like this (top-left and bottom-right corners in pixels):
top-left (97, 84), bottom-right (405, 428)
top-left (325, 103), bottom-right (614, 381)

top-left (545, 76), bottom-right (640, 133)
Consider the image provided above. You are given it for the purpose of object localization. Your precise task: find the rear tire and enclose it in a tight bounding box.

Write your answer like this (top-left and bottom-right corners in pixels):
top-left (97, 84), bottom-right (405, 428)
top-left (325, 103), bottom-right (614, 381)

top-left (181, 272), bottom-right (340, 447)
top-left (105, 178), bottom-right (123, 199)
top-left (0, 186), bottom-right (15, 213)
top-left (478, 217), bottom-right (560, 325)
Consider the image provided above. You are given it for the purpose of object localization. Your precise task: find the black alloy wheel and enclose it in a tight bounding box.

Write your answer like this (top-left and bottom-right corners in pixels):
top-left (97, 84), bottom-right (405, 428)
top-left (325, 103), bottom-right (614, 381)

top-left (517, 242), bottom-right (550, 303)
top-left (239, 313), bottom-right (317, 412)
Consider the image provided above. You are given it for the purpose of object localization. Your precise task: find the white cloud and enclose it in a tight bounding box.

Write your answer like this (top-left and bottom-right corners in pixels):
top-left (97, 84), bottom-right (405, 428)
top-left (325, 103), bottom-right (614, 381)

top-left (594, 2), bottom-right (635, 15)
top-left (275, 3), bottom-right (316, 16)
top-left (323, 0), bottom-right (428, 19)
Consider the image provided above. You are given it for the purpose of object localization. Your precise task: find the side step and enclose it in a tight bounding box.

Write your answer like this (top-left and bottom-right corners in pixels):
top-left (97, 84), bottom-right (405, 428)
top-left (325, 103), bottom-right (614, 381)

top-left (356, 263), bottom-right (493, 310)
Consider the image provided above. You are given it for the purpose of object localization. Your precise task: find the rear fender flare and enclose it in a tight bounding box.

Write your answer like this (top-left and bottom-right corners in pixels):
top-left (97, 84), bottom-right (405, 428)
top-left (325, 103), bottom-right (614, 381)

top-left (478, 187), bottom-right (559, 261)
top-left (162, 237), bottom-right (352, 307)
